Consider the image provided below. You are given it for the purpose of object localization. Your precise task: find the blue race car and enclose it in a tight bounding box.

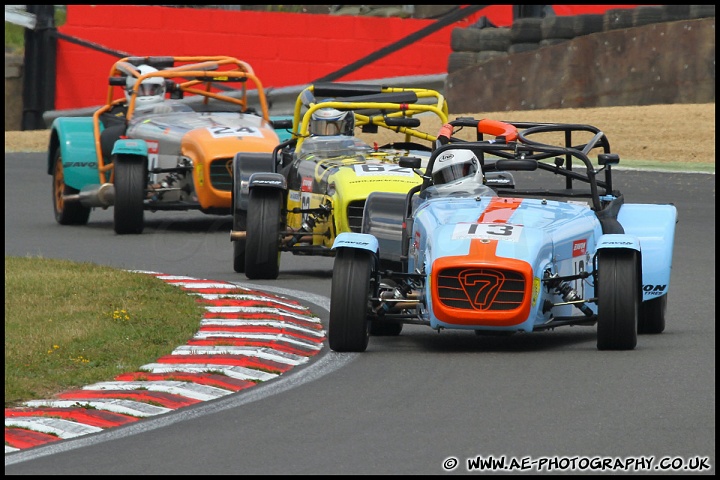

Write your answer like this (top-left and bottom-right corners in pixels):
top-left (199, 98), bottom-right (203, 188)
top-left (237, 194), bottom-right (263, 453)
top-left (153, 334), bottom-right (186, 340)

top-left (328, 118), bottom-right (677, 352)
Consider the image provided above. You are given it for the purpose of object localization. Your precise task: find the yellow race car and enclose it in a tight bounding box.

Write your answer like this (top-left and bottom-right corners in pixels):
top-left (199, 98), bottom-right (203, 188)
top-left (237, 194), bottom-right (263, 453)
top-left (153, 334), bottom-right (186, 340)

top-left (230, 82), bottom-right (449, 279)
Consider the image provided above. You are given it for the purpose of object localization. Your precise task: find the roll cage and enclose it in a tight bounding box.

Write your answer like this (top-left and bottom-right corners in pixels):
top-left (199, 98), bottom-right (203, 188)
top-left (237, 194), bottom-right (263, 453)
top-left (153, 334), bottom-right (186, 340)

top-left (91, 55), bottom-right (274, 183)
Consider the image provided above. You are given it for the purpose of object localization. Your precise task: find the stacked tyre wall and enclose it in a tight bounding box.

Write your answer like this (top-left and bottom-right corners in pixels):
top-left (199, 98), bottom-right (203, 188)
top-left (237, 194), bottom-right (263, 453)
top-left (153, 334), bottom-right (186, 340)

top-left (446, 5), bottom-right (715, 112)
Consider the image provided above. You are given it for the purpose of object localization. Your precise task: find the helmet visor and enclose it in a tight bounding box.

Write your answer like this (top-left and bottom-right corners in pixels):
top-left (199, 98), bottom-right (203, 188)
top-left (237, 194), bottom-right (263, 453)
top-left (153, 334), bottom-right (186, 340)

top-left (433, 162), bottom-right (476, 184)
top-left (137, 83), bottom-right (164, 97)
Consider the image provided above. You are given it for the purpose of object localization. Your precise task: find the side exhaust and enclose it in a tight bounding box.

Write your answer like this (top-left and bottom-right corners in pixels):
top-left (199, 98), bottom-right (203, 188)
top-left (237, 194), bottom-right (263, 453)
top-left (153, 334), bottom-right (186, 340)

top-left (64, 183), bottom-right (115, 207)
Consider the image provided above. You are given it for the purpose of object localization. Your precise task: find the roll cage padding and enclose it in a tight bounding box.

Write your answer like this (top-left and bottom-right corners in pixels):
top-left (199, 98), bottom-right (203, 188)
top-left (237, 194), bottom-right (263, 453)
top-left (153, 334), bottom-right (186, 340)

top-left (595, 194), bottom-right (626, 234)
top-left (312, 83), bottom-right (383, 98)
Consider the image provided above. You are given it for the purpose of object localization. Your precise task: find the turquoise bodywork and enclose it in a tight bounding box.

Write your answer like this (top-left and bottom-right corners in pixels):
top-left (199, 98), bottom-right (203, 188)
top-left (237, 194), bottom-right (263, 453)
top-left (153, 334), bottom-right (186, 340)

top-left (49, 117), bottom-right (101, 190)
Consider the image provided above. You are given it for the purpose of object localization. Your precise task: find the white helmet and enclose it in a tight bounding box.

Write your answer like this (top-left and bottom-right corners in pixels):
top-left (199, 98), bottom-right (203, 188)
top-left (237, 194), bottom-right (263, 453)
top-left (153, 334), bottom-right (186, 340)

top-left (309, 107), bottom-right (354, 136)
top-left (432, 149), bottom-right (480, 184)
top-left (125, 64), bottom-right (166, 106)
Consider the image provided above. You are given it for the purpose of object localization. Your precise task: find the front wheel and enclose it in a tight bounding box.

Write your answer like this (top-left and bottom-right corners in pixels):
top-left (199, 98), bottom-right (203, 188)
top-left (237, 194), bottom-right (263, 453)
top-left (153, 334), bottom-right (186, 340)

top-left (245, 188), bottom-right (282, 279)
top-left (596, 249), bottom-right (639, 350)
top-left (113, 156), bottom-right (146, 234)
top-left (328, 248), bottom-right (373, 352)
top-left (52, 149), bottom-right (91, 225)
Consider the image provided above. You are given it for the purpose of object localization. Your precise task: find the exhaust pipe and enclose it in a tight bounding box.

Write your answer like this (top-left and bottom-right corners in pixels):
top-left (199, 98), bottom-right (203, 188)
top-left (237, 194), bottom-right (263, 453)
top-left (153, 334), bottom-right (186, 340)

top-left (64, 183), bottom-right (115, 208)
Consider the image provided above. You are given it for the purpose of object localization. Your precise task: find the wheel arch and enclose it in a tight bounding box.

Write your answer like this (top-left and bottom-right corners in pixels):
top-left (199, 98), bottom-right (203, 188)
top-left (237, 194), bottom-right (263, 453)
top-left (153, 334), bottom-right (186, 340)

top-left (232, 152), bottom-right (277, 212)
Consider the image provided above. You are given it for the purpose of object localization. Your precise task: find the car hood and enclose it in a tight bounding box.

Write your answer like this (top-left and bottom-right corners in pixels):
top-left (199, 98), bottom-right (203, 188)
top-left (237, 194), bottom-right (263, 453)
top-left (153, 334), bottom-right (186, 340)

top-left (126, 111), bottom-right (281, 157)
top-left (416, 195), bottom-right (601, 266)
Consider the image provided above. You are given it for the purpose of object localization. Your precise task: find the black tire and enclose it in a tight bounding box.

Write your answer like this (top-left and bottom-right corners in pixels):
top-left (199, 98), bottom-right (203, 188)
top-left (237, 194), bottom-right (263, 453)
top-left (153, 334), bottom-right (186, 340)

top-left (596, 249), bottom-right (639, 350)
top-left (541, 15), bottom-right (576, 40)
top-left (508, 43), bottom-right (540, 54)
top-left (232, 207), bottom-right (247, 273)
top-left (369, 321), bottom-right (403, 336)
top-left (245, 188), bottom-right (282, 280)
top-left (52, 149), bottom-right (91, 225)
top-left (369, 279), bottom-right (403, 336)
top-left (604, 8), bottom-right (635, 31)
top-left (638, 294), bottom-right (667, 334)
top-left (573, 14), bottom-right (605, 37)
top-left (113, 156), bottom-right (146, 234)
top-left (447, 51), bottom-right (479, 74)
top-left (632, 6), bottom-right (664, 28)
top-left (510, 17), bottom-right (543, 43)
top-left (328, 248), bottom-right (373, 352)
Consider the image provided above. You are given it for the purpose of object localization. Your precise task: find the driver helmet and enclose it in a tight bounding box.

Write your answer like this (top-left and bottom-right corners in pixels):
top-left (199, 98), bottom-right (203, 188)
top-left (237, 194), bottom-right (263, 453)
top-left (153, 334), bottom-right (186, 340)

top-left (432, 149), bottom-right (480, 184)
top-left (125, 64), bottom-right (166, 106)
top-left (309, 107), bottom-right (355, 136)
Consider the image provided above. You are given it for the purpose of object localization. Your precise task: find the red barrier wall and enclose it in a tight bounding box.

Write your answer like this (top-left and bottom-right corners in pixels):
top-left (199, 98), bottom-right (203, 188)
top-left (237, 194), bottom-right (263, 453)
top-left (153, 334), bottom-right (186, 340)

top-left (55, 5), bottom-right (639, 110)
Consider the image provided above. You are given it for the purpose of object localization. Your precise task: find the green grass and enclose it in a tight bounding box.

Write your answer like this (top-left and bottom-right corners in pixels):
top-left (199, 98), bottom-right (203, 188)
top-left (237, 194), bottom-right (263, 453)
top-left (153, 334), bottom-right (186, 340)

top-left (4, 255), bottom-right (205, 407)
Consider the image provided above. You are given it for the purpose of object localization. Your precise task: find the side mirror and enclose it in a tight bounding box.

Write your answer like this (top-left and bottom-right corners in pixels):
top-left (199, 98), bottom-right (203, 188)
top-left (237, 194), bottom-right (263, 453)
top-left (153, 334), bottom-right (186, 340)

top-left (598, 153), bottom-right (620, 166)
top-left (399, 156), bottom-right (422, 169)
top-left (271, 119), bottom-right (293, 130)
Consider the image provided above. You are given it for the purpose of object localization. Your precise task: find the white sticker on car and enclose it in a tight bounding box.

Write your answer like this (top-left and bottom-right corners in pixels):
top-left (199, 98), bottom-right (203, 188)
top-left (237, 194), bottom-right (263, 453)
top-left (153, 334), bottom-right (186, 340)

top-left (207, 126), bottom-right (264, 138)
top-left (451, 223), bottom-right (523, 242)
top-left (352, 164), bottom-right (415, 177)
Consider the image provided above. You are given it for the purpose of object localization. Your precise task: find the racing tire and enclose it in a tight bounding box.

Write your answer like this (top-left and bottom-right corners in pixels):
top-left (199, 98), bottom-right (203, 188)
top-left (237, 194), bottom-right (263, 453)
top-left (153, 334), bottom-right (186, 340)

top-left (245, 188), bottom-right (282, 280)
top-left (113, 156), bottom-right (146, 234)
top-left (638, 294), bottom-right (667, 334)
top-left (596, 249), bottom-right (639, 350)
top-left (52, 149), bottom-right (91, 225)
top-left (232, 207), bottom-right (247, 273)
top-left (369, 279), bottom-right (403, 336)
top-left (370, 321), bottom-right (403, 336)
top-left (328, 248), bottom-right (373, 352)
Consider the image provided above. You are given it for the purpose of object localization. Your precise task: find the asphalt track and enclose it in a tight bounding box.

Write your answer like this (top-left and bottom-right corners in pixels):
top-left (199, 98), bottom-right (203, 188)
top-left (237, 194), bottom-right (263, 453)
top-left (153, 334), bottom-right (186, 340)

top-left (5, 152), bottom-right (715, 474)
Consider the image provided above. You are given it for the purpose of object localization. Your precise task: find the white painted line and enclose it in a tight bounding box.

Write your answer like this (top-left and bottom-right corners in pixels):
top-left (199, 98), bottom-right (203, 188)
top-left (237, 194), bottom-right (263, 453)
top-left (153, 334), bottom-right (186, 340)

top-left (200, 318), bottom-right (325, 337)
top-left (171, 345), bottom-right (311, 364)
top-left (191, 331), bottom-right (323, 350)
top-left (5, 418), bottom-right (103, 439)
top-left (82, 381), bottom-right (233, 401)
top-left (22, 399), bottom-right (171, 417)
top-left (138, 363), bottom-right (278, 382)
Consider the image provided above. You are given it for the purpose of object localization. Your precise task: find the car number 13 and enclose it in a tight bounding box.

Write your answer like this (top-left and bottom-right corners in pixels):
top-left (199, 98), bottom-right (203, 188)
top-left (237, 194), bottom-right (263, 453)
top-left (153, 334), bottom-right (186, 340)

top-left (452, 223), bottom-right (523, 242)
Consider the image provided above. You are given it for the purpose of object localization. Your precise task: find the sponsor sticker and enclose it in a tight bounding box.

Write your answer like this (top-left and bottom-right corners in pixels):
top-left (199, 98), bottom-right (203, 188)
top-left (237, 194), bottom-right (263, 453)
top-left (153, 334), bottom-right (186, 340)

top-left (572, 239), bottom-right (587, 257)
top-left (301, 177), bottom-right (313, 192)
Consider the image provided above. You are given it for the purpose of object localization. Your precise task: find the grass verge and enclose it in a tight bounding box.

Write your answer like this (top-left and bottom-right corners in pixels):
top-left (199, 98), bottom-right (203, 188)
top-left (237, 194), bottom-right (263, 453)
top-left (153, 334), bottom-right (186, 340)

top-left (4, 255), bottom-right (205, 407)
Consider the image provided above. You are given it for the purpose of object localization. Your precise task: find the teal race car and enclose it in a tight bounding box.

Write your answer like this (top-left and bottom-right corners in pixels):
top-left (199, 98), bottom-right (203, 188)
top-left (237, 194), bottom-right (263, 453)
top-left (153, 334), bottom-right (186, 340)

top-left (48, 55), bottom-right (291, 234)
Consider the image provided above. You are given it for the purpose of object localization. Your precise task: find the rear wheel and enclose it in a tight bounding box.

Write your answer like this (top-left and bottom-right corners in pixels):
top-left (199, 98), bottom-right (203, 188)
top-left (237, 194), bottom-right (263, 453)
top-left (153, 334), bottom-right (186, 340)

top-left (52, 149), bottom-right (90, 225)
top-left (113, 156), bottom-right (145, 234)
top-left (596, 250), bottom-right (639, 350)
top-left (245, 188), bottom-right (282, 279)
top-left (638, 295), bottom-right (667, 334)
top-left (232, 207), bottom-right (247, 273)
top-left (329, 248), bottom-right (373, 352)
top-left (369, 279), bottom-right (403, 336)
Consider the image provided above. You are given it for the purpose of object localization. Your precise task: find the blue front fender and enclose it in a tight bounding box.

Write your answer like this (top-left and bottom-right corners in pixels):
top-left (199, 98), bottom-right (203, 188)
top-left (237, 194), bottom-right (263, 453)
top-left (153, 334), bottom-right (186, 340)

top-left (332, 232), bottom-right (379, 254)
top-left (617, 203), bottom-right (678, 300)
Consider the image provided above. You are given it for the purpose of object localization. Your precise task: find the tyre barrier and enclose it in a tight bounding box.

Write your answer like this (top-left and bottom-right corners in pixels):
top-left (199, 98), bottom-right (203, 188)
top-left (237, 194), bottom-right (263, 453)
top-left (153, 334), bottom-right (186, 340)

top-left (448, 4), bottom-right (716, 74)
top-left (5, 272), bottom-right (326, 453)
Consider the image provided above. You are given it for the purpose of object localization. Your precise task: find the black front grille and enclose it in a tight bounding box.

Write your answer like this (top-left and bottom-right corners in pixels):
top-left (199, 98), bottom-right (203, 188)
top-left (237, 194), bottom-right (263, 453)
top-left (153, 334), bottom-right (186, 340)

top-left (437, 267), bottom-right (525, 311)
top-left (209, 158), bottom-right (233, 192)
top-left (347, 200), bottom-right (365, 233)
